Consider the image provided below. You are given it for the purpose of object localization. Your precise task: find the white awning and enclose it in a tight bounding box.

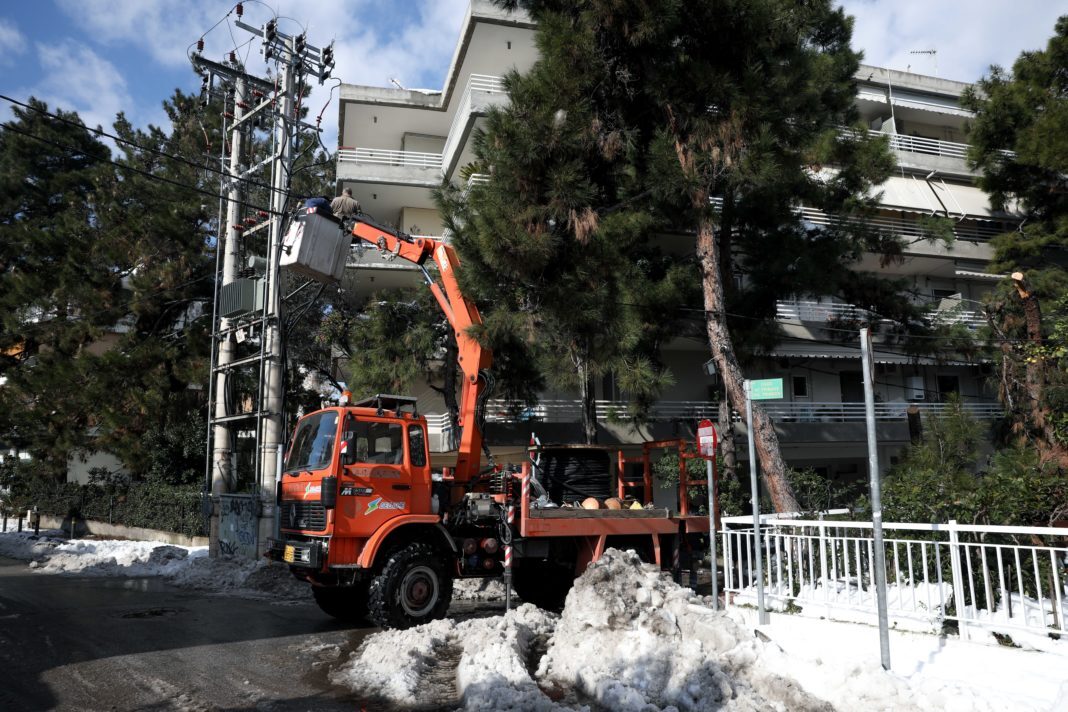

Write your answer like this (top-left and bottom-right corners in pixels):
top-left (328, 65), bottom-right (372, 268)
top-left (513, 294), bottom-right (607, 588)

top-left (930, 181), bottom-right (1019, 221)
top-left (955, 269), bottom-right (1004, 281)
top-left (765, 342), bottom-right (977, 366)
top-left (890, 89), bottom-right (973, 118)
top-left (871, 175), bottom-right (940, 213)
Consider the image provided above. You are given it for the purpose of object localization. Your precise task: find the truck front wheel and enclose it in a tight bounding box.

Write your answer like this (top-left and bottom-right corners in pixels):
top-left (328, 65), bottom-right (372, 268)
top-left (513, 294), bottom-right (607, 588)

top-left (367, 542), bottom-right (453, 629)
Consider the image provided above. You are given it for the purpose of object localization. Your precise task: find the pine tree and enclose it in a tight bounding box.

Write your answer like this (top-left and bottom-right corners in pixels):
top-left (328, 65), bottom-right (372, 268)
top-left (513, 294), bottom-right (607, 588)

top-left (0, 93), bottom-right (218, 484)
top-left (438, 7), bottom-right (698, 443)
top-left (489, 0), bottom-right (897, 510)
top-left (962, 16), bottom-right (1068, 467)
top-left (0, 100), bottom-right (118, 478)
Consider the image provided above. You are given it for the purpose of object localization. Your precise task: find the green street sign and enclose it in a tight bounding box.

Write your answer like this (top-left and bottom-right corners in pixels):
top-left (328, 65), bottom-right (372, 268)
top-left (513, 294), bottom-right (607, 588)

top-left (749, 378), bottom-right (783, 401)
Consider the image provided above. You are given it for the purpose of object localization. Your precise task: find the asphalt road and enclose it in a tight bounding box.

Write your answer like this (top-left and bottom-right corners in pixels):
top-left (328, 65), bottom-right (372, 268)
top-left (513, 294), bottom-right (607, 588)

top-left (0, 555), bottom-right (378, 711)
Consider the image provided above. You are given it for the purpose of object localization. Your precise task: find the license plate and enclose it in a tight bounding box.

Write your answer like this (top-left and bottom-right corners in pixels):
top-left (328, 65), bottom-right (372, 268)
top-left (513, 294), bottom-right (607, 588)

top-left (283, 545), bottom-right (295, 563)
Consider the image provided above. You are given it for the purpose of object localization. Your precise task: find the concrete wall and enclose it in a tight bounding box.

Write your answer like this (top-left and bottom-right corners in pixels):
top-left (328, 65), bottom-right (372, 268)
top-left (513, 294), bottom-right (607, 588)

top-left (31, 513), bottom-right (208, 548)
top-left (400, 206), bottom-right (445, 235)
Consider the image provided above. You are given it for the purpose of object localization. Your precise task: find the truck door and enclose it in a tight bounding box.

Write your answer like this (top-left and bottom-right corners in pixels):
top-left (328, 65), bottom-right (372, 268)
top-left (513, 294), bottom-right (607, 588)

top-left (336, 415), bottom-right (411, 537)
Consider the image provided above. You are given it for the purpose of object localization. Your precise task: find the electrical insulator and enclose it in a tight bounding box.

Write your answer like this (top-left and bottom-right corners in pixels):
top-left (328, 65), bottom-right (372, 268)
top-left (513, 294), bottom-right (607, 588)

top-left (235, 2), bottom-right (243, 17)
top-left (229, 51), bottom-right (237, 64)
top-left (319, 44), bottom-right (334, 83)
top-left (265, 19), bottom-right (276, 42)
top-left (295, 33), bottom-right (306, 55)
top-left (196, 38), bottom-right (204, 52)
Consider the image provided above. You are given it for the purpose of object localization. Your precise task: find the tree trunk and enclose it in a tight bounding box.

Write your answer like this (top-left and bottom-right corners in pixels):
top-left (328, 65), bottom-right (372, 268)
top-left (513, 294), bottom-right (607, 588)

top-left (717, 391), bottom-right (737, 498)
top-left (1010, 272), bottom-right (1068, 464)
top-left (696, 215), bottom-right (799, 513)
top-left (576, 341), bottom-right (598, 444)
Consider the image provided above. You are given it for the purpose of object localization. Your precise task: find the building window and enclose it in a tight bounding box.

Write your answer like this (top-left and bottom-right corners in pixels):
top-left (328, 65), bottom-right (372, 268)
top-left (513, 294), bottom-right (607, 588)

top-left (792, 375), bottom-right (809, 399)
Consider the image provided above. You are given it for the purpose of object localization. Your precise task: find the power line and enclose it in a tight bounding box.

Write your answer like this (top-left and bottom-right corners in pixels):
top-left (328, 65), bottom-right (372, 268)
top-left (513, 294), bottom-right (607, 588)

top-left (0, 94), bottom-right (282, 197)
top-left (1, 123), bottom-right (286, 218)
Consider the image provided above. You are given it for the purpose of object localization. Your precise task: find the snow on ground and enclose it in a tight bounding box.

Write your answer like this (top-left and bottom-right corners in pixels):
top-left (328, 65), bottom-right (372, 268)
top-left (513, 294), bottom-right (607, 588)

top-left (733, 580), bottom-right (953, 634)
top-left (332, 604), bottom-right (558, 711)
top-left (733, 578), bottom-right (1068, 653)
top-left (335, 549), bottom-right (1068, 712)
top-left (4, 525), bottom-right (1065, 710)
top-left (0, 528), bottom-right (307, 599)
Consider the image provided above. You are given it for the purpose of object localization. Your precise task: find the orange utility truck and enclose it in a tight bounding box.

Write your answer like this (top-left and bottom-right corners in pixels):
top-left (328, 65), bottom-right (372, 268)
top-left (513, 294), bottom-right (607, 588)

top-left (266, 212), bottom-right (717, 628)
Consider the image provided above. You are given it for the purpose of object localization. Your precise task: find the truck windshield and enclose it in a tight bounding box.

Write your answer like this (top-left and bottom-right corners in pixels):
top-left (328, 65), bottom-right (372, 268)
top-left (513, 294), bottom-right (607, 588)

top-left (285, 412), bottom-right (339, 472)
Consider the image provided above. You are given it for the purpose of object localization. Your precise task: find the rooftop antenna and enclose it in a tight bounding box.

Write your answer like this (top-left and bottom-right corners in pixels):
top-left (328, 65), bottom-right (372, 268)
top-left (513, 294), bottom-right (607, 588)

top-left (389, 78), bottom-right (406, 90)
top-left (908, 49), bottom-right (937, 75)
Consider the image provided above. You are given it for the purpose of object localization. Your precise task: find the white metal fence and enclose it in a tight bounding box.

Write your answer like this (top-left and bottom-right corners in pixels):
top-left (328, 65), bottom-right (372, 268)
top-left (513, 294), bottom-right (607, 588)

top-left (484, 399), bottom-right (1002, 424)
top-left (722, 517), bottom-right (1068, 643)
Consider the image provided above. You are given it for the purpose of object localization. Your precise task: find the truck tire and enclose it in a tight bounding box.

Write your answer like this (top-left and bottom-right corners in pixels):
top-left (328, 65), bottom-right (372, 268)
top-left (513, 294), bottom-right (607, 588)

top-left (512, 560), bottom-right (574, 611)
top-left (312, 582), bottom-right (370, 624)
top-left (367, 542), bottom-right (453, 629)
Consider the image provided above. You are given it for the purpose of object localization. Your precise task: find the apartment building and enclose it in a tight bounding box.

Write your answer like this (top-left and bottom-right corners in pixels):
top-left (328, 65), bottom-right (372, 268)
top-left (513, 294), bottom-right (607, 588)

top-left (333, 0), bottom-right (1015, 476)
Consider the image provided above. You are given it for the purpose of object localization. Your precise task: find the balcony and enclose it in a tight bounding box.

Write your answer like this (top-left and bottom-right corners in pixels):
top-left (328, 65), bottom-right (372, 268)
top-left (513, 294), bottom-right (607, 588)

top-left (874, 130), bottom-right (969, 160)
top-left (776, 299), bottom-right (987, 330)
top-left (336, 148), bottom-right (444, 186)
top-left (483, 399), bottom-right (1002, 424)
top-left (797, 207), bottom-right (1003, 243)
top-left (441, 75), bottom-right (508, 176)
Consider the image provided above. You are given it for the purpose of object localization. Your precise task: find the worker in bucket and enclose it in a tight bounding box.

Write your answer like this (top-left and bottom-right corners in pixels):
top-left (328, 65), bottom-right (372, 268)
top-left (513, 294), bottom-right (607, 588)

top-left (331, 187), bottom-right (360, 220)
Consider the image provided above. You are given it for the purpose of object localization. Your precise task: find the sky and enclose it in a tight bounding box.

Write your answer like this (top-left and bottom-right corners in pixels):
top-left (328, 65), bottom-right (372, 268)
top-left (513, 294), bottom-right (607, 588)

top-left (0, 0), bottom-right (1063, 149)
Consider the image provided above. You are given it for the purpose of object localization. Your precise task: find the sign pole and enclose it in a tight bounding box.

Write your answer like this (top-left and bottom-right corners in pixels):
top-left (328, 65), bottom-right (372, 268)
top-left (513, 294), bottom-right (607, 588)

top-left (744, 380), bottom-right (769, 625)
top-left (861, 328), bottom-right (891, 670)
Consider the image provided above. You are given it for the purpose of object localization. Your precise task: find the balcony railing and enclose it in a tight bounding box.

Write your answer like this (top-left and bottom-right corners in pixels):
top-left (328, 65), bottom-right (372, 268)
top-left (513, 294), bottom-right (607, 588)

top-left (797, 207), bottom-right (1004, 242)
top-left (776, 299), bottom-right (987, 330)
top-left (484, 399), bottom-right (1001, 424)
top-left (441, 74), bottom-right (508, 173)
top-left (337, 148), bottom-right (442, 170)
top-left (871, 130), bottom-right (969, 160)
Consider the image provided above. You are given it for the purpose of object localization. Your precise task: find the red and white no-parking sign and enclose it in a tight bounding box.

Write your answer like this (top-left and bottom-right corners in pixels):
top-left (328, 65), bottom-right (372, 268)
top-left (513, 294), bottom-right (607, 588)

top-left (697, 419), bottom-right (717, 458)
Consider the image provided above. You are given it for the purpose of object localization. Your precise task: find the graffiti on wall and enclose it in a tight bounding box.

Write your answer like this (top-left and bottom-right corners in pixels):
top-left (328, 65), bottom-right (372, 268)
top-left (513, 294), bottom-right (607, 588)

top-left (219, 494), bottom-right (258, 559)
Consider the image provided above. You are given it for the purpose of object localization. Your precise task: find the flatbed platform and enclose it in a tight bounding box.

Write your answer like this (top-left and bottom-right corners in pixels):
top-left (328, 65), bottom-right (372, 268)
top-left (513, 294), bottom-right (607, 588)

top-left (529, 507), bottom-right (670, 519)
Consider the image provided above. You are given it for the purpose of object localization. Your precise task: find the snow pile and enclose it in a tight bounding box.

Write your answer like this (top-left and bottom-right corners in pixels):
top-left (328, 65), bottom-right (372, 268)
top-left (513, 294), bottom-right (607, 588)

top-left (35, 539), bottom-right (190, 576)
top-left (0, 530), bottom-right (306, 599)
top-left (453, 576), bottom-right (506, 601)
top-left (734, 579), bottom-right (953, 633)
top-left (332, 603), bottom-right (559, 711)
top-left (332, 617), bottom-right (456, 705)
top-left (538, 549), bottom-right (833, 711)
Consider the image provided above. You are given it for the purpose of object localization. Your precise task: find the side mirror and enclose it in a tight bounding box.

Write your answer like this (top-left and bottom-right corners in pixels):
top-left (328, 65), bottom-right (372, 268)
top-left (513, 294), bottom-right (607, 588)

top-left (321, 476), bottom-right (337, 510)
top-left (340, 437), bottom-right (357, 466)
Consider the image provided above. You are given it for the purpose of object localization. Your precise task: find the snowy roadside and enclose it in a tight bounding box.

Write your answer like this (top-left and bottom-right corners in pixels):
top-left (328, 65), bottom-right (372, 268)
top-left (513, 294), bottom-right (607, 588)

top-left (333, 549), bottom-right (1068, 712)
top-left (3, 527), bottom-right (1065, 710)
top-left (0, 528), bottom-right (308, 599)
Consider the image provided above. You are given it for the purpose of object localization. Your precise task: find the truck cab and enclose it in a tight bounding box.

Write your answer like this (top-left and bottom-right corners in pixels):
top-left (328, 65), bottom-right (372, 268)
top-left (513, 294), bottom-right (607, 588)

top-left (266, 395), bottom-right (452, 606)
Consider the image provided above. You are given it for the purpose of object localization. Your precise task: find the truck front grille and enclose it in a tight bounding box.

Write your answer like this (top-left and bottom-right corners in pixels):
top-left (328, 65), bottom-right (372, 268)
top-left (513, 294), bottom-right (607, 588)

top-left (281, 500), bottom-right (327, 531)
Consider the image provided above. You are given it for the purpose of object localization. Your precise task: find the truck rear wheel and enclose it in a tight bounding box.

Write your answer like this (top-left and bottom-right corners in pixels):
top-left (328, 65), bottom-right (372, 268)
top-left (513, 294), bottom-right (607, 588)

top-left (312, 581), bottom-right (370, 624)
top-left (367, 542), bottom-right (453, 629)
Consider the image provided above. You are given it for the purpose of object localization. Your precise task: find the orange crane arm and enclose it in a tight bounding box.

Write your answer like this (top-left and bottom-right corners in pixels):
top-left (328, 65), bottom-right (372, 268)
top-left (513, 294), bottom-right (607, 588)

top-left (349, 217), bottom-right (492, 481)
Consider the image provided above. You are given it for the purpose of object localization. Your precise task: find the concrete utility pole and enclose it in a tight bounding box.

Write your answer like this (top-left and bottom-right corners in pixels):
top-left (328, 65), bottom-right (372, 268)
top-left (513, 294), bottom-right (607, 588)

top-left (211, 77), bottom-right (246, 497)
top-left (195, 15), bottom-right (335, 559)
top-left (258, 35), bottom-right (298, 554)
